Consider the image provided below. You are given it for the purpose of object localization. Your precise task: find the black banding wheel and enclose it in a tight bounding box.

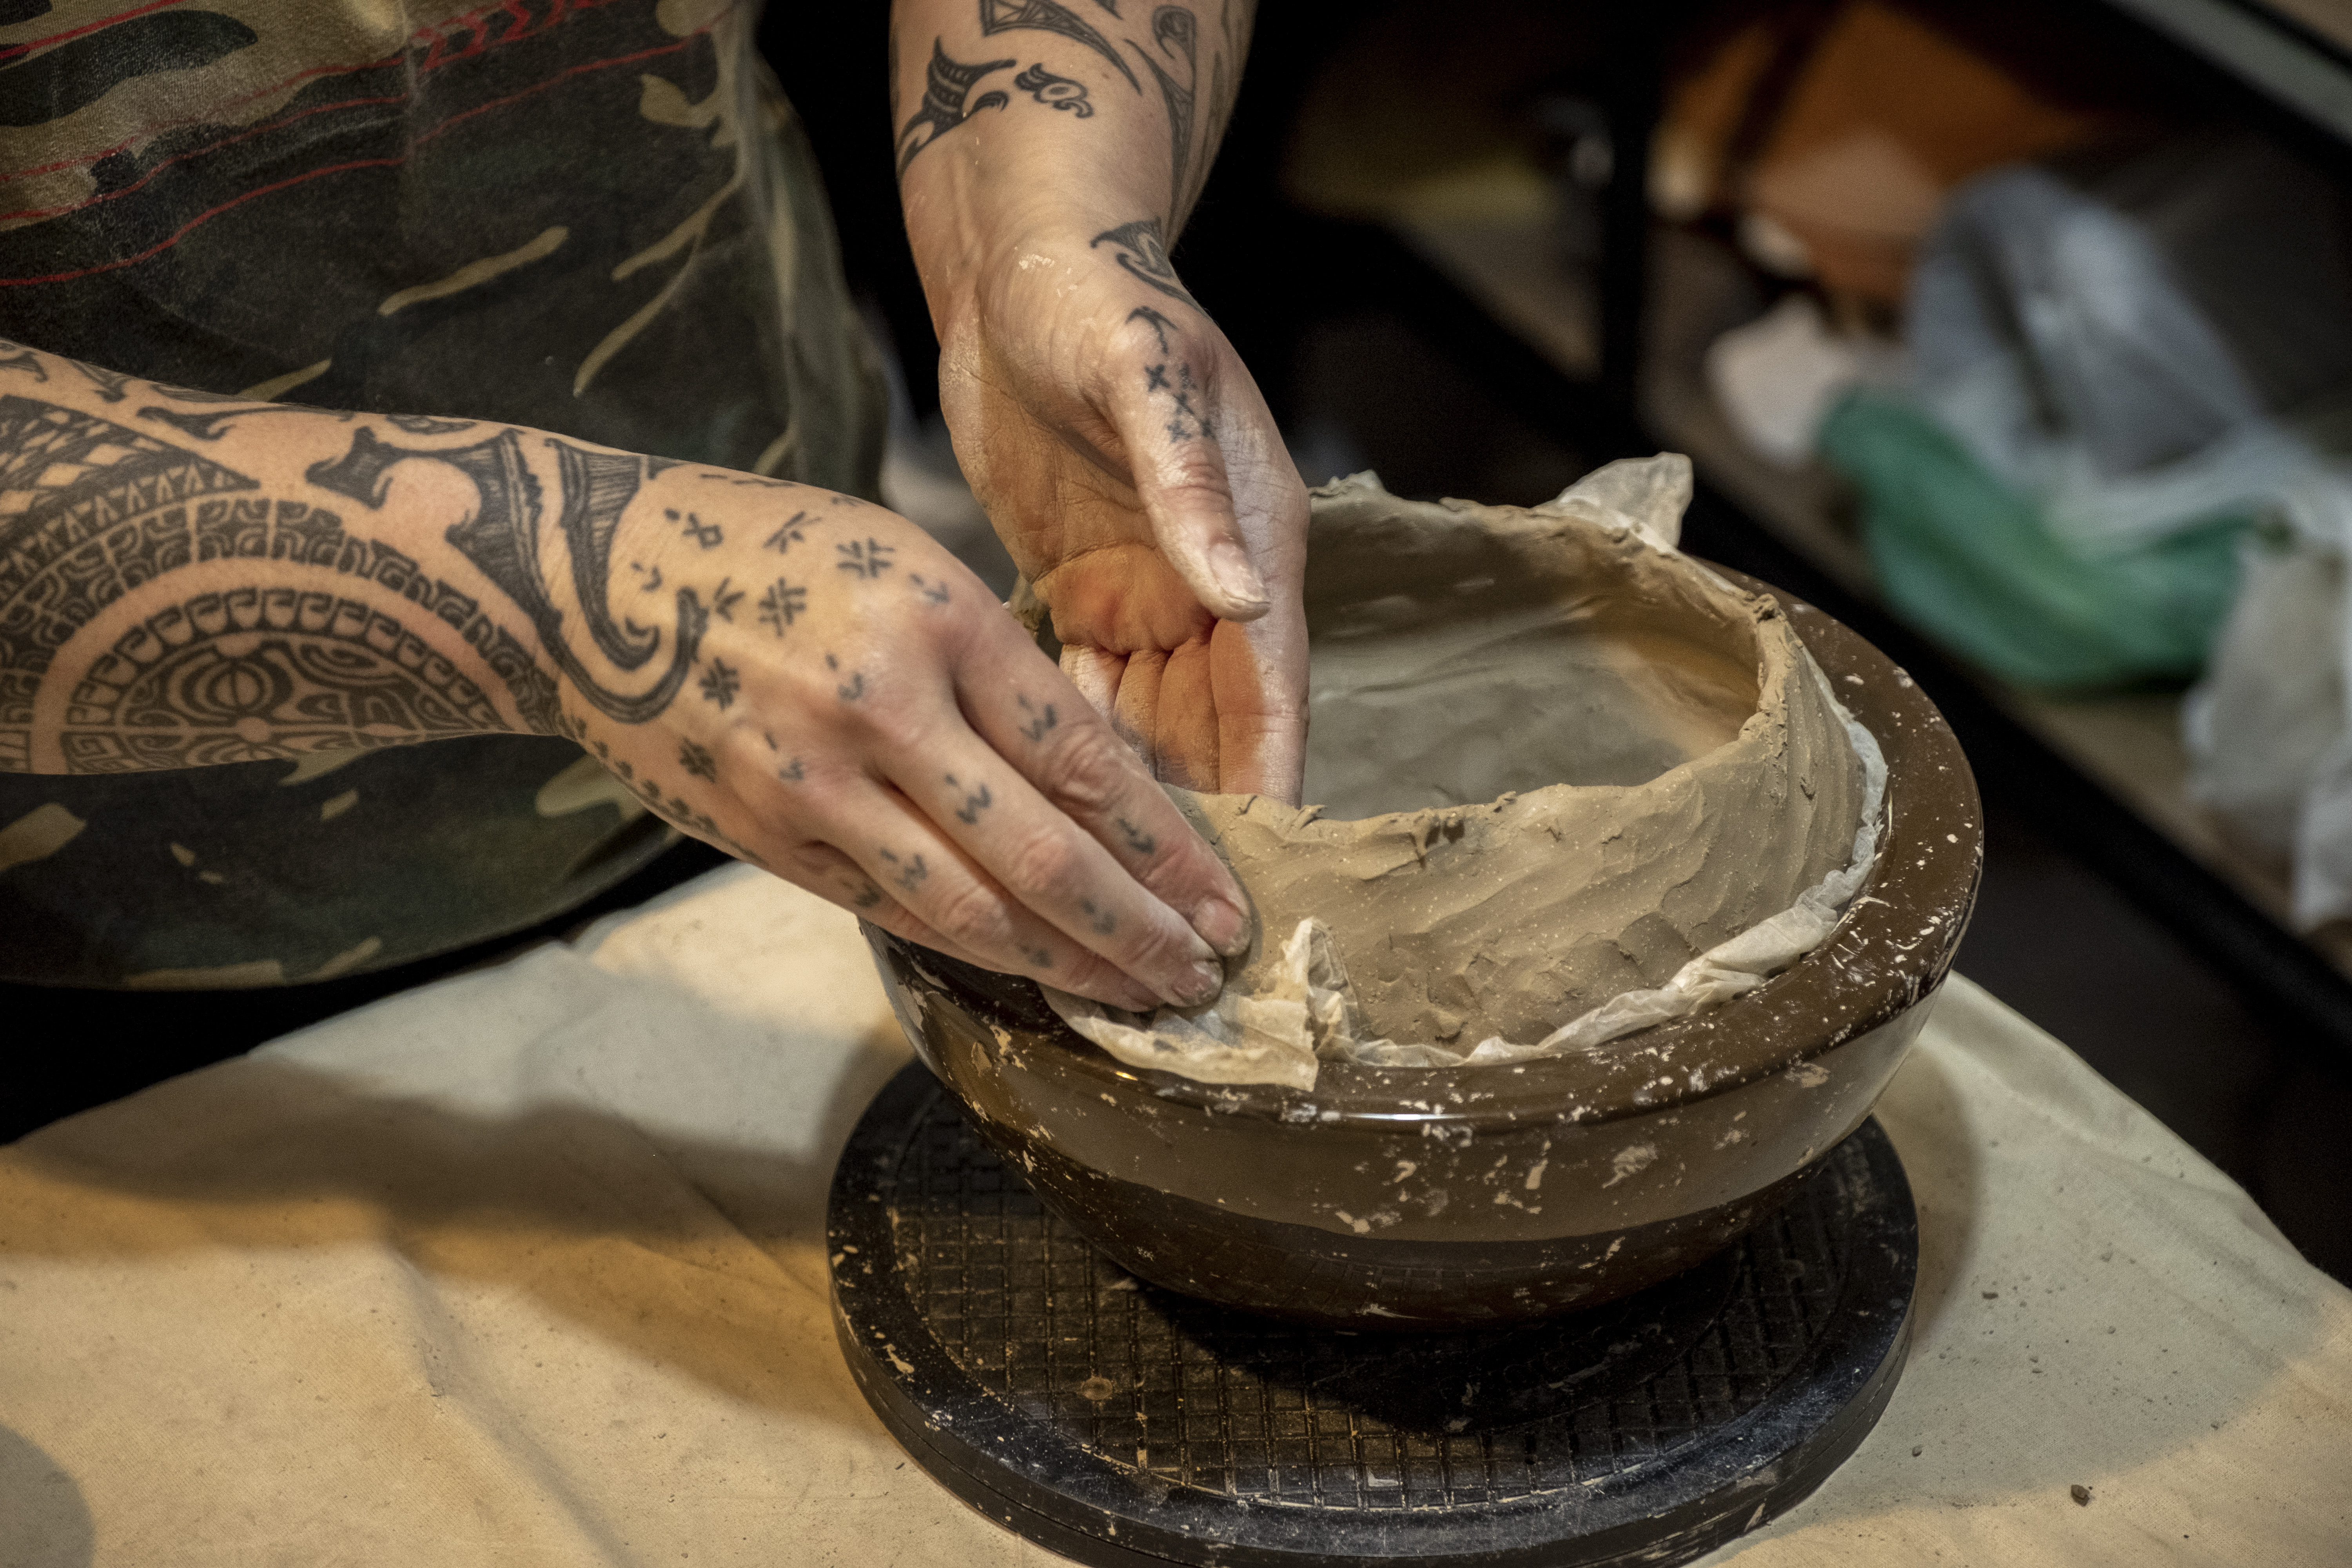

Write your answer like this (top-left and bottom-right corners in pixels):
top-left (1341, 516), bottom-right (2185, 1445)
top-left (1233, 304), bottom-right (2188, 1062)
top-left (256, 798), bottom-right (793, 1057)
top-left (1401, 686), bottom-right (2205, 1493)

top-left (828, 1063), bottom-right (1916, 1568)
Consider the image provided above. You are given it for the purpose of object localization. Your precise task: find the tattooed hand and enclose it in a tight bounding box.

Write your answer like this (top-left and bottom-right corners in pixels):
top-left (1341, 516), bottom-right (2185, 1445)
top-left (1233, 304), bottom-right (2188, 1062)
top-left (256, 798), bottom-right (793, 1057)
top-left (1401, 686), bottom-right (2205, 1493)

top-left (0, 338), bottom-right (1249, 1011)
top-left (926, 221), bottom-right (1309, 801)
top-left (892, 0), bottom-right (1296, 799)
top-left (546, 470), bottom-right (1253, 1012)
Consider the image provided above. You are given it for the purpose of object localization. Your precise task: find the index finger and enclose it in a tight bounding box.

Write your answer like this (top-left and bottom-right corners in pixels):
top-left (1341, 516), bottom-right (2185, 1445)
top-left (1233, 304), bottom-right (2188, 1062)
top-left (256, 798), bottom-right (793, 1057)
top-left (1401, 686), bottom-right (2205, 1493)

top-left (955, 622), bottom-right (1253, 959)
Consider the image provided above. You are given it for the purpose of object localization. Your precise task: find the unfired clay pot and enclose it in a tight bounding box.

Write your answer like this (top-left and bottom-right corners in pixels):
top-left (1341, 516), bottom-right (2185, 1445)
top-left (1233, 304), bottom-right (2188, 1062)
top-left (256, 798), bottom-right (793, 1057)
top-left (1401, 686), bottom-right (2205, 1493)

top-left (862, 573), bottom-right (1978, 1330)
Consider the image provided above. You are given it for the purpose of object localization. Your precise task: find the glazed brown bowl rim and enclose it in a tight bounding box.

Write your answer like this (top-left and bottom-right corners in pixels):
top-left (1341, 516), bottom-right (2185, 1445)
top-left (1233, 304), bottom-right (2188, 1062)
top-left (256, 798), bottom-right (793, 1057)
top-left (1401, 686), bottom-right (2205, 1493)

top-left (887, 575), bottom-right (1978, 1135)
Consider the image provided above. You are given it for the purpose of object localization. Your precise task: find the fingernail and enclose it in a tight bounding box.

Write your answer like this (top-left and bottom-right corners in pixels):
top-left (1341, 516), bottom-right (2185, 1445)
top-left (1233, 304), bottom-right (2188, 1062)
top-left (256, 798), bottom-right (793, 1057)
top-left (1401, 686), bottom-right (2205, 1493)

top-left (1193, 896), bottom-right (1249, 957)
top-left (1207, 539), bottom-right (1268, 613)
top-left (1114, 985), bottom-right (1161, 1016)
top-left (1169, 959), bottom-right (1223, 1009)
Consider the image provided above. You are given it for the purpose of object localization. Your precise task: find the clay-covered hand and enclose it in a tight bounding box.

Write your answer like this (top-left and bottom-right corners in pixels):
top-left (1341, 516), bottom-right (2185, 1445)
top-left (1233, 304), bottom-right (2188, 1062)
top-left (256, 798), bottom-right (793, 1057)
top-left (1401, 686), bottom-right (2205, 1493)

top-left (934, 223), bottom-right (1308, 803)
top-left (559, 474), bottom-right (1249, 1013)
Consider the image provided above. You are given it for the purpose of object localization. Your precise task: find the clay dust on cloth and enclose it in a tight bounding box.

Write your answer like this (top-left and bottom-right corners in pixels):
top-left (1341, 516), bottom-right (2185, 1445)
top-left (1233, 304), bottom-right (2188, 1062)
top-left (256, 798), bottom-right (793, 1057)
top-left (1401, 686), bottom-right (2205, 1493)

top-left (1048, 458), bottom-right (1887, 1091)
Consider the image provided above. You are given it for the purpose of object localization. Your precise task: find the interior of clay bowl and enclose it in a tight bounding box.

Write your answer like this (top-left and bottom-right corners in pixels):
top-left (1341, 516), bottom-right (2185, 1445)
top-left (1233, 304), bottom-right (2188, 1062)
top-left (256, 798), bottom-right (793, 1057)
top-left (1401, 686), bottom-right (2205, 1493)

top-left (1296, 552), bottom-right (1760, 820)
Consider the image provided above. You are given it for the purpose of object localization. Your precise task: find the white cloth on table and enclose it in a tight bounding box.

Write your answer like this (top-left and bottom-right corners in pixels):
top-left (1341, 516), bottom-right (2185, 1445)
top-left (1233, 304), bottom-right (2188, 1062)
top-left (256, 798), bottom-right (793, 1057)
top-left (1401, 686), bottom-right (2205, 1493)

top-left (0, 863), bottom-right (2345, 1567)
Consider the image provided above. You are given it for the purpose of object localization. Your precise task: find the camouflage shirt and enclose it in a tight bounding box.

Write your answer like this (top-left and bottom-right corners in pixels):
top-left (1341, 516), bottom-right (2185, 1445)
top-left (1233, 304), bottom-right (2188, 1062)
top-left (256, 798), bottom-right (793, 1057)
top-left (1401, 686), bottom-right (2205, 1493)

top-left (0, 0), bottom-right (885, 987)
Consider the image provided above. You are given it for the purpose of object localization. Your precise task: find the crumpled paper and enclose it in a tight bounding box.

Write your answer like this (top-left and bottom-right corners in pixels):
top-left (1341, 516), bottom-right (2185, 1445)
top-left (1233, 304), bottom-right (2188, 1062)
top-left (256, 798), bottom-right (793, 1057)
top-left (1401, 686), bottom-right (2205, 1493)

top-left (1048, 684), bottom-right (1887, 1089)
top-left (1044, 919), bottom-right (1356, 1092)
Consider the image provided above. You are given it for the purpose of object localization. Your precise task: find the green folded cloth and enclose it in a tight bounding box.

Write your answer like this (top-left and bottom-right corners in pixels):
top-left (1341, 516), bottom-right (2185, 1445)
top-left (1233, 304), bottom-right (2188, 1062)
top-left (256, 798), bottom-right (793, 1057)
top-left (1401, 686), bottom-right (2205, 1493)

top-left (1819, 390), bottom-right (2250, 690)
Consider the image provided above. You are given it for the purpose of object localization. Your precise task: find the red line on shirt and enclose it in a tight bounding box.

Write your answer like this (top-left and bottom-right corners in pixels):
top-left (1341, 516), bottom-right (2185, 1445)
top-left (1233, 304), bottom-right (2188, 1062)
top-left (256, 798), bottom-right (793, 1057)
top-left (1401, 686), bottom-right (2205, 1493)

top-left (408, 32), bottom-right (694, 149)
top-left (0, 56), bottom-right (405, 189)
top-left (0, 0), bottom-right (653, 185)
top-left (0, 156), bottom-right (403, 286)
top-left (0, 24), bottom-right (714, 289)
top-left (0, 92), bottom-right (408, 222)
top-left (0, 0), bottom-right (190, 65)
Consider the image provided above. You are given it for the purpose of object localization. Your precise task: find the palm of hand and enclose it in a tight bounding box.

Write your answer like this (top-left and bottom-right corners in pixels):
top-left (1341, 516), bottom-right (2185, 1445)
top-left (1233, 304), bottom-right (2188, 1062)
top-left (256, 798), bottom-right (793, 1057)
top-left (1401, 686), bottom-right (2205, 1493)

top-left (937, 248), bottom-right (1307, 800)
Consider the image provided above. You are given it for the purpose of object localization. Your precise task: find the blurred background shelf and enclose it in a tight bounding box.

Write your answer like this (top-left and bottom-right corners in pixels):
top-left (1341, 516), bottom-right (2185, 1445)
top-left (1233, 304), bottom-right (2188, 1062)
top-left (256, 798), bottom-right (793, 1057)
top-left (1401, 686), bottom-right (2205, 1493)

top-left (1396, 187), bottom-right (2352, 996)
top-left (2102, 0), bottom-right (2352, 142)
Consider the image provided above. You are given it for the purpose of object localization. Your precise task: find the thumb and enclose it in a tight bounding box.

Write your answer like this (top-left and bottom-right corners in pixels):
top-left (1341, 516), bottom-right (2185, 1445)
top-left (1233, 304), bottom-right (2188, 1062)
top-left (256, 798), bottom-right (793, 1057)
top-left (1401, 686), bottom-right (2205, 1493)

top-left (1110, 315), bottom-right (1270, 622)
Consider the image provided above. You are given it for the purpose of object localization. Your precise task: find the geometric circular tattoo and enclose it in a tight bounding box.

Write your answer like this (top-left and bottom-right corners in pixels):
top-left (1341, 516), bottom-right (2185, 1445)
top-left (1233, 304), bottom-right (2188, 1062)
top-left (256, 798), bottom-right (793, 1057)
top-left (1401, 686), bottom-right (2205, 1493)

top-left (0, 394), bottom-right (561, 773)
top-left (58, 588), bottom-right (501, 773)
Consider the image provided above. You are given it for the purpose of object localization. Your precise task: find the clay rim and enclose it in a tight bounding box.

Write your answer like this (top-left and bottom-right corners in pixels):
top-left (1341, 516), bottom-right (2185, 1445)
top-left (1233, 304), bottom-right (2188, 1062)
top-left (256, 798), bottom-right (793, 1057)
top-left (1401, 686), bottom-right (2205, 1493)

top-left (886, 575), bottom-right (1982, 1134)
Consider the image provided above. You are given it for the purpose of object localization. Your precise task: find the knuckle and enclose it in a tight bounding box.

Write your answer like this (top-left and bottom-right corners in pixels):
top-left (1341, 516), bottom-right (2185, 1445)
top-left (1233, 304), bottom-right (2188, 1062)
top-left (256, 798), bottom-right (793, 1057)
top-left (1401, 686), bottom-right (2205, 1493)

top-left (1151, 465), bottom-right (1238, 515)
top-left (785, 841), bottom-right (846, 882)
top-left (1058, 949), bottom-right (1142, 1006)
top-left (832, 689), bottom-right (924, 751)
top-left (998, 827), bottom-right (1088, 905)
top-left (1034, 722), bottom-right (1136, 817)
top-left (1108, 910), bottom-right (1198, 975)
top-left (924, 876), bottom-right (1013, 953)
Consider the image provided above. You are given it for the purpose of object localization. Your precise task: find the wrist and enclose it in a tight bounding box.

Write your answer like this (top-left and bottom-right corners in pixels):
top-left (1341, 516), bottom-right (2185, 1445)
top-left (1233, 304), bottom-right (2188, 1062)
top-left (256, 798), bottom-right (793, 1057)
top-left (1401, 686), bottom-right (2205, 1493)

top-left (903, 162), bottom-right (1171, 336)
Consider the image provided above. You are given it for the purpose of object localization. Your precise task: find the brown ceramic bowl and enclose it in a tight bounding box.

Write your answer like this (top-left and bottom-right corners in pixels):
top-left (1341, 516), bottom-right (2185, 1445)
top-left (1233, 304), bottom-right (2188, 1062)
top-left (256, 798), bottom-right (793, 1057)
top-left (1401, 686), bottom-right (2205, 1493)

top-left (862, 574), bottom-right (1978, 1330)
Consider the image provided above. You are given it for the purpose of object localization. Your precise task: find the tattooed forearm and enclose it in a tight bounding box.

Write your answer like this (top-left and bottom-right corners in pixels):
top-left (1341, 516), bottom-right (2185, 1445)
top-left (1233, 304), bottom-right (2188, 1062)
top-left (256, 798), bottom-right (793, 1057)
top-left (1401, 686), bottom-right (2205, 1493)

top-left (1014, 63), bottom-right (1093, 114)
top-left (308, 426), bottom-right (701, 726)
top-left (0, 392), bottom-right (555, 773)
top-left (980, 0), bottom-right (1139, 90)
top-left (0, 338), bottom-right (863, 786)
top-left (0, 334), bottom-right (911, 860)
top-left (897, 40), bottom-right (1015, 176)
top-left (897, 0), bottom-right (1255, 212)
top-left (1131, 6), bottom-right (1196, 217)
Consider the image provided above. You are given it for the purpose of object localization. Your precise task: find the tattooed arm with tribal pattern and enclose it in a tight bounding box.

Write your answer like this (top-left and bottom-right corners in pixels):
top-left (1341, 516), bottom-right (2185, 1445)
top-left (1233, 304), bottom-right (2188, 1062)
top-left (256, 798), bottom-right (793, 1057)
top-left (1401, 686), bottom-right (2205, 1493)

top-left (0, 342), bottom-right (1250, 1011)
top-left (893, 0), bottom-right (1308, 802)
